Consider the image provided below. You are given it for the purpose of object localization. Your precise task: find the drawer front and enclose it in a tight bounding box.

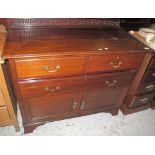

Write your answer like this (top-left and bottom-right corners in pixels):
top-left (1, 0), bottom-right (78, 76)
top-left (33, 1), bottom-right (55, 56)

top-left (19, 71), bottom-right (135, 96)
top-left (131, 93), bottom-right (155, 108)
top-left (142, 70), bottom-right (155, 82)
top-left (87, 53), bottom-right (144, 73)
top-left (148, 58), bottom-right (155, 70)
top-left (84, 71), bottom-right (135, 90)
top-left (0, 106), bottom-right (11, 125)
top-left (15, 57), bottom-right (85, 79)
top-left (19, 76), bottom-right (84, 96)
top-left (137, 82), bottom-right (155, 94)
top-left (0, 89), bottom-right (5, 106)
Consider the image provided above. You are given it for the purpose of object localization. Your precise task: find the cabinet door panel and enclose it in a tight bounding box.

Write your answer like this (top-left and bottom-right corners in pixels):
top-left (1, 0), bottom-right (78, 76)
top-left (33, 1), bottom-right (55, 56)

top-left (21, 92), bottom-right (81, 124)
top-left (79, 88), bottom-right (121, 115)
top-left (79, 72), bottom-right (134, 115)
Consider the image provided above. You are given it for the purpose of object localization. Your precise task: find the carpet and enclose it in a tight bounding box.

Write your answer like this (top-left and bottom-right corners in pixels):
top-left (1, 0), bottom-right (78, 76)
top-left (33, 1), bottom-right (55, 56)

top-left (0, 108), bottom-right (155, 136)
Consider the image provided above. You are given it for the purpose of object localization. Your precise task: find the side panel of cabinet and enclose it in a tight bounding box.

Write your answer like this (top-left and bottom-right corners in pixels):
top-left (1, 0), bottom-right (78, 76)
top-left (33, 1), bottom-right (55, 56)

top-left (0, 89), bottom-right (5, 106)
top-left (0, 106), bottom-right (11, 125)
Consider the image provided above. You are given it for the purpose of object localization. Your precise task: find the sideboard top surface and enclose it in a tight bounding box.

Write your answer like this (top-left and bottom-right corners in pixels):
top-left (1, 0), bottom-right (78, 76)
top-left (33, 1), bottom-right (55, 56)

top-left (2, 28), bottom-right (151, 59)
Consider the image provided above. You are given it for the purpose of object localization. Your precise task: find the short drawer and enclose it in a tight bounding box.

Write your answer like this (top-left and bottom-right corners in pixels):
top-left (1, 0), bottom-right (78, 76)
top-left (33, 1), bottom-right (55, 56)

top-left (131, 93), bottom-right (155, 108)
top-left (142, 70), bottom-right (155, 82)
top-left (19, 76), bottom-right (84, 96)
top-left (84, 71), bottom-right (135, 90)
top-left (148, 58), bottom-right (155, 70)
top-left (87, 53), bottom-right (144, 73)
top-left (137, 82), bottom-right (155, 94)
top-left (0, 106), bottom-right (11, 125)
top-left (0, 89), bottom-right (5, 106)
top-left (15, 57), bottom-right (85, 79)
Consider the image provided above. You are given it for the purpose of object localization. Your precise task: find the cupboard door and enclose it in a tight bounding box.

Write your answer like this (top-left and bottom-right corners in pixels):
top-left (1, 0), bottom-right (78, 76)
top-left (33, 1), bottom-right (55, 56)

top-left (21, 92), bottom-right (81, 124)
top-left (79, 87), bottom-right (121, 115)
top-left (79, 72), bottom-right (134, 116)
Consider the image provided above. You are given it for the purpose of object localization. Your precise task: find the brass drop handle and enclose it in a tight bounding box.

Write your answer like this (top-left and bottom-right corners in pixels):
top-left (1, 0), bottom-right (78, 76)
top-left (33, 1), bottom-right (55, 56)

top-left (110, 61), bottom-right (122, 68)
top-left (152, 73), bottom-right (155, 77)
top-left (43, 65), bottom-right (61, 72)
top-left (105, 80), bottom-right (117, 87)
top-left (139, 98), bottom-right (148, 103)
top-left (72, 102), bottom-right (77, 110)
top-left (80, 102), bottom-right (85, 110)
top-left (145, 85), bottom-right (155, 90)
top-left (110, 57), bottom-right (122, 68)
top-left (44, 86), bottom-right (60, 92)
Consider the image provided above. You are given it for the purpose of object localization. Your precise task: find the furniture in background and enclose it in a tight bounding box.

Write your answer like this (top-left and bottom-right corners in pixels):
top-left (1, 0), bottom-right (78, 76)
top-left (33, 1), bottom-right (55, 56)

top-left (0, 24), bottom-right (19, 131)
top-left (121, 31), bottom-right (155, 114)
top-left (1, 18), bottom-right (153, 133)
top-left (120, 18), bottom-right (151, 31)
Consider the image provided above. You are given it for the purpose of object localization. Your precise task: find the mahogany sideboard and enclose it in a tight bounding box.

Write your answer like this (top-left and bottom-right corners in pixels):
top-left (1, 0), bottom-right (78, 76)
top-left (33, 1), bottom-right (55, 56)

top-left (0, 24), bottom-right (19, 131)
top-left (1, 18), bottom-right (154, 133)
